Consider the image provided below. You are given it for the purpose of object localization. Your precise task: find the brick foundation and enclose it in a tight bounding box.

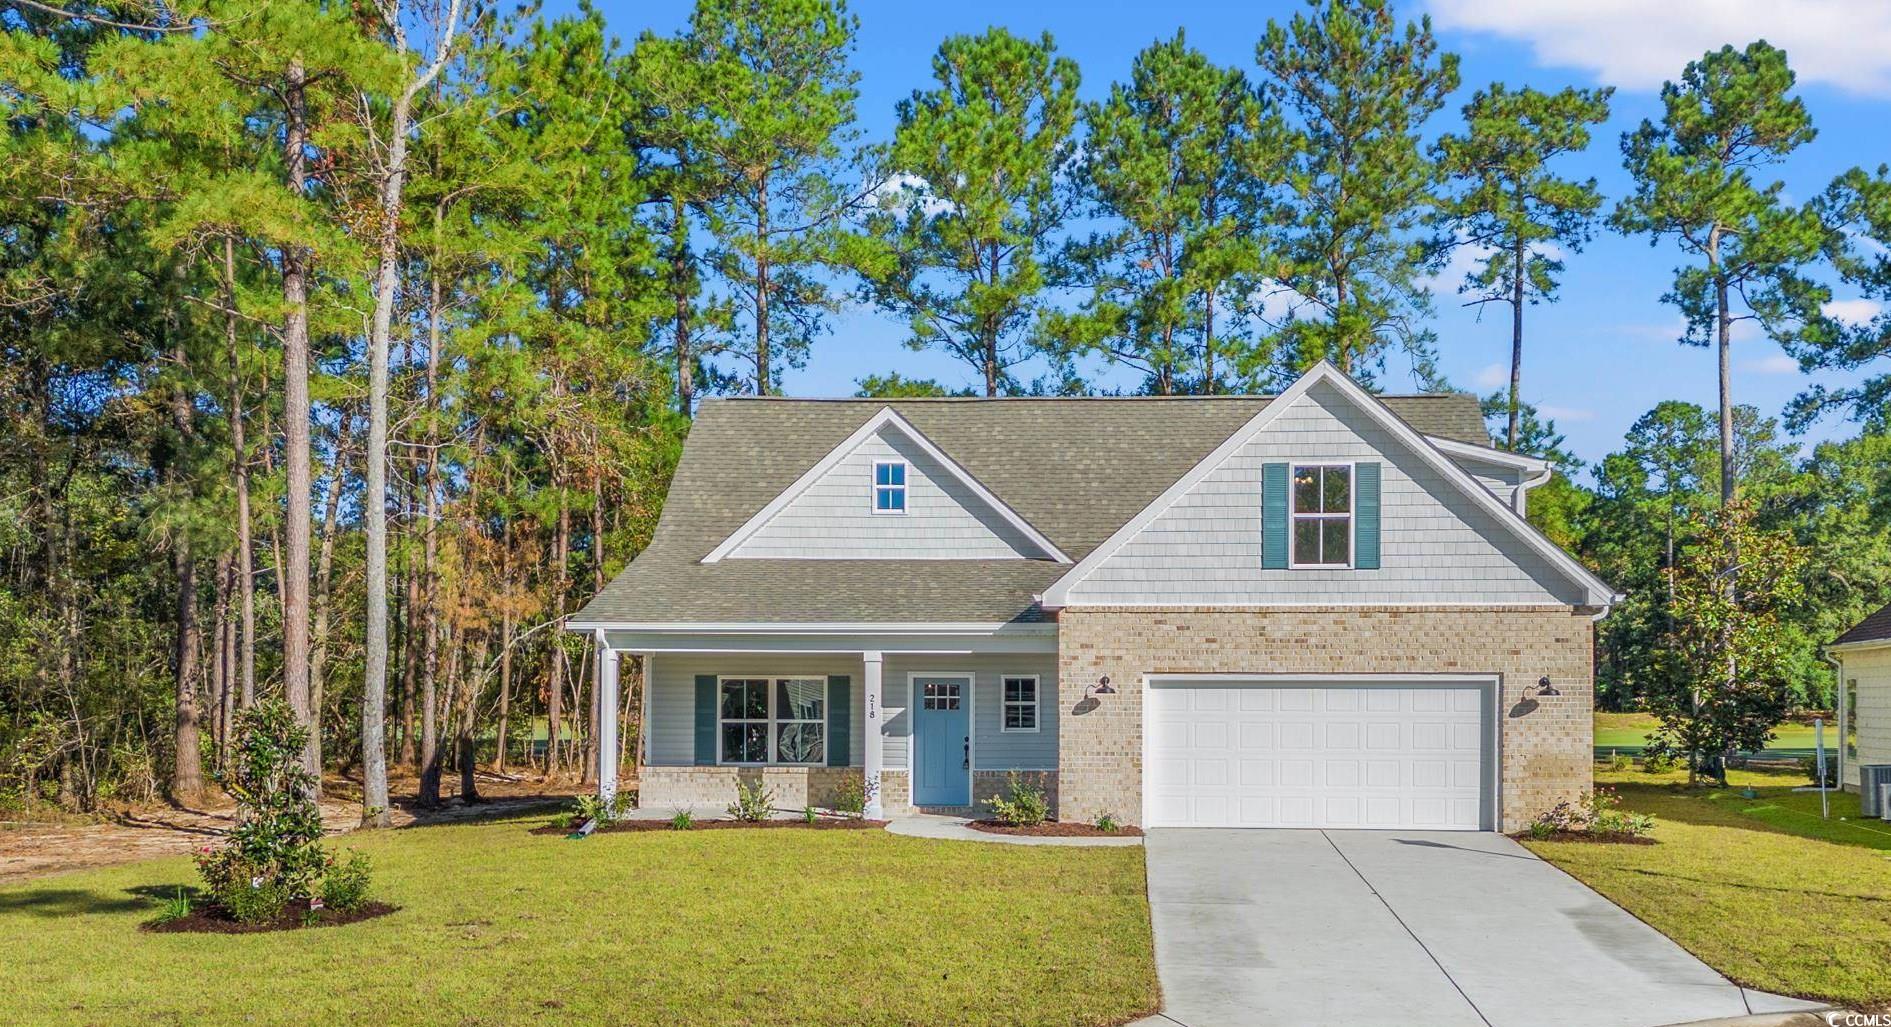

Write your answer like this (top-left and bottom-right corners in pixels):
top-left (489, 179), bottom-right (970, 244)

top-left (1055, 606), bottom-right (1594, 832)
top-left (638, 766), bottom-right (863, 812)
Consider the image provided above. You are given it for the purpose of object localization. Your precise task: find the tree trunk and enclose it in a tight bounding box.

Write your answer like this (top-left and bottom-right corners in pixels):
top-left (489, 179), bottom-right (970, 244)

top-left (223, 237), bottom-right (257, 710)
top-left (493, 522), bottom-right (514, 774)
top-left (458, 634), bottom-right (485, 803)
top-left (1203, 290), bottom-right (1217, 395)
top-left (1508, 226), bottom-right (1525, 451)
top-left (310, 415), bottom-right (350, 791)
top-left (545, 500), bottom-right (570, 779)
top-left (417, 265), bottom-right (444, 808)
top-left (754, 175), bottom-right (770, 395)
top-left (169, 342), bottom-right (205, 807)
top-left (209, 552), bottom-right (233, 771)
top-left (671, 195), bottom-right (695, 415)
top-left (280, 57), bottom-right (317, 789)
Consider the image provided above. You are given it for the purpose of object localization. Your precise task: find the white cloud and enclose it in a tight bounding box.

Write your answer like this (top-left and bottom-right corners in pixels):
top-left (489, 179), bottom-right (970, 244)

top-left (1420, 235), bottom-right (1567, 298)
top-left (1615, 316), bottom-right (1760, 345)
top-left (1539, 404), bottom-right (1596, 422)
top-left (1427, 0), bottom-right (1891, 97)
top-left (1473, 362), bottom-right (1509, 388)
top-left (862, 172), bottom-right (956, 219)
top-left (1823, 297), bottom-right (1884, 325)
top-left (1741, 353), bottom-right (1801, 374)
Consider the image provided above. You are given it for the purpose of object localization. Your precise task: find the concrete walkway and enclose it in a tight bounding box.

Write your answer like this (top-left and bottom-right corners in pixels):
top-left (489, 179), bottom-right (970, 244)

top-left (1136, 830), bottom-right (1827, 1027)
top-left (885, 812), bottom-right (1144, 847)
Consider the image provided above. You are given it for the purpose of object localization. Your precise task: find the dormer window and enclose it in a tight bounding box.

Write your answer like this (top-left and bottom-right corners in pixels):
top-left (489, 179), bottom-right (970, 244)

top-left (873, 460), bottom-right (907, 514)
top-left (1292, 464), bottom-right (1352, 567)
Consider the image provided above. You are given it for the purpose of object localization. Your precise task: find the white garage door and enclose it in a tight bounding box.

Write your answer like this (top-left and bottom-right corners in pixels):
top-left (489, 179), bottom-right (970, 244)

top-left (1146, 681), bottom-right (1491, 830)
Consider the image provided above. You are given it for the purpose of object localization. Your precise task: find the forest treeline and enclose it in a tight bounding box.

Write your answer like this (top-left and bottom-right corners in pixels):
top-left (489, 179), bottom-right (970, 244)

top-left (4, 0), bottom-right (1891, 812)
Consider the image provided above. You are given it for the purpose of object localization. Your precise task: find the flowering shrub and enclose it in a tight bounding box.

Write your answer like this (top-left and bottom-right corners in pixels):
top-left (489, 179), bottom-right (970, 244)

top-left (985, 772), bottom-right (1049, 827)
top-left (1527, 787), bottom-right (1655, 840)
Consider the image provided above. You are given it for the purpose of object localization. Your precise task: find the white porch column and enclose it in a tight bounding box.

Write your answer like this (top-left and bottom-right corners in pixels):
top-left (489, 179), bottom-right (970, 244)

top-left (595, 630), bottom-right (620, 813)
top-left (863, 650), bottom-right (884, 819)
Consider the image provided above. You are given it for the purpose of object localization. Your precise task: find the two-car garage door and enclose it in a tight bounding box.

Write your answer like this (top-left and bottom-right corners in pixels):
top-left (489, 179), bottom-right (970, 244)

top-left (1145, 679), bottom-right (1494, 830)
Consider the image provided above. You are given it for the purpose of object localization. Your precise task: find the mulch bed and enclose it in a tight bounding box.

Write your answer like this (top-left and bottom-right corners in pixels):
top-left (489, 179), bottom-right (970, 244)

top-left (144, 899), bottom-right (398, 934)
top-left (528, 817), bottom-right (886, 836)
top-left (967, 820), bottom-right (1145, 838)
top-left (1513, 830), bottom-right (1657, 845)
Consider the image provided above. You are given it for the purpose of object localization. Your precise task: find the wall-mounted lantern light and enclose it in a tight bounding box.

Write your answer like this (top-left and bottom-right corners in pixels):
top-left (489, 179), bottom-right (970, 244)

top-left (1085, 675), bottom-right (1116, 700)
top-left (1537, 676), bottom-right (1560, 697)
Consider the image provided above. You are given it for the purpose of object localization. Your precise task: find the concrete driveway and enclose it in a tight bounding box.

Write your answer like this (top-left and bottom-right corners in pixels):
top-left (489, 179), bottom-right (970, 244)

top-left (1140, 830), bottom-right (1824, 1027)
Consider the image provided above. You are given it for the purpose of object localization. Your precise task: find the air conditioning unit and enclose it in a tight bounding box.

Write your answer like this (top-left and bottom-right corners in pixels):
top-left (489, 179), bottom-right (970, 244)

top-left (1860, 765), bottom-right (1891, 817)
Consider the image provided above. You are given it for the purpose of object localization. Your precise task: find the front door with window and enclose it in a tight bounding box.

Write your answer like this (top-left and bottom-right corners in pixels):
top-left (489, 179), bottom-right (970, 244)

top-left (913, 675), bottom-right (971, 806)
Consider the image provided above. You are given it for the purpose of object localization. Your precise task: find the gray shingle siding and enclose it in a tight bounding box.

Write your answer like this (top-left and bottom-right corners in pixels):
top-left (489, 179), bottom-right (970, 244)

top-left (1067, 381), bottom-right (1583, 605)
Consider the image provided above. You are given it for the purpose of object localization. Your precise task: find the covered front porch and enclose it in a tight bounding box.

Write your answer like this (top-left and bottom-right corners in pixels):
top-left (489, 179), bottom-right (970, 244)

top-left (577, 622), bottom-right (1061, 819)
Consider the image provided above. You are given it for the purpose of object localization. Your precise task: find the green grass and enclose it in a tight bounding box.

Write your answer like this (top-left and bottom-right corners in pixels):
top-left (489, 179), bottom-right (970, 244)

top-left (1526, 766), bottom-right (1891, 1008)
top-left (1592, 712), bottom-right (1835, 753)
top-left (0, 814), bottom-right (1159, 1026)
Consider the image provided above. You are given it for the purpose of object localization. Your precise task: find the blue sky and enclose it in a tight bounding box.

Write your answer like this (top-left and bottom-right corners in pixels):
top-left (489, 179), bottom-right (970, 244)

top-left (576, 0), bottom-right (1891, 465)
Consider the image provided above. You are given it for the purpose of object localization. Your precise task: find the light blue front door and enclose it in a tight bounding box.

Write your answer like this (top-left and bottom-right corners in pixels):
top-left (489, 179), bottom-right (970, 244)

top-left (913, 675), bottom-right (971, 806)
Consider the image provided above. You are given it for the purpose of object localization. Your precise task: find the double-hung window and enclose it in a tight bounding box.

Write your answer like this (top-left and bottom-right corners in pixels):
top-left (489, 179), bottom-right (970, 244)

top-left (1291, 464), bottom-right (1352, 567)
top-left (873, 460), bottom-right (907, 513)
top-left (1001, 676), bottom-right (1039, 732)
top-left (719, 677), bottom-right (826, 764)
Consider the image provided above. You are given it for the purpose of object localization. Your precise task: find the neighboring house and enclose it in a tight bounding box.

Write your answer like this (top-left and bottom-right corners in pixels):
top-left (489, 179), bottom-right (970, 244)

top-left (569, 363), bottom-right (1617, 832)
top-left (1827, 605), bottom-right (1891, 789)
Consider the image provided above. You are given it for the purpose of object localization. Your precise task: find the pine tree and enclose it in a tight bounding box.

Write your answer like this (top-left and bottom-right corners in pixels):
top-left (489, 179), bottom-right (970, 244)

top-left (1256, 0), bottom-right (1459, 382)
top-left (1436, 84), bottom-right (1611, 449)
top-left (1048, 31), bottom-right (1275, 395)
top-left (855, 28), bottom-right (1081, 396)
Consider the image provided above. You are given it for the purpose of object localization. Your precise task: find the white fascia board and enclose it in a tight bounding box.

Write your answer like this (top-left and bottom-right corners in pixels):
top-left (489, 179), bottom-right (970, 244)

top-left (1826, 638), bottom-right (1891, 653)
top-left (566, 619), bottom-right (1057, 635)
top-left (1425, 435), bottom-right (1551, 474)
top-left (698, 406), bottom-right (1069, 564)
top-left (1039, 361), bottom-right (1621, 609)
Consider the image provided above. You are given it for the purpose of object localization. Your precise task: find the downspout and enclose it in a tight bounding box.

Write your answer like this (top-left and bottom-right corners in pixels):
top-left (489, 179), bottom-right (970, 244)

top-left (1514, 466), bottom-right (1553, 517)
top-left (1822, 650), bottom-right (1847, 790)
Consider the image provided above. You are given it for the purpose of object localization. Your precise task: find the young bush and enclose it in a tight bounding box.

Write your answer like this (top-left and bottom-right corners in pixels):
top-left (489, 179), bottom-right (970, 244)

top-left (194, 700), bottom-right (372, 922)
top-left (726, 781), bottom-right (775, 822)
top-left (1585, 787), bottom-right (1655, 837)
top-left (984, 772), bottom-right (1049, 827)
top-left (321, 851), bottom-right (373, 913)
top-left (151, 887), bottom-right (193, 924)
top-left (1093, 812), bottom-right (1119, 833)
top-left (572, 794), bottom-right (606, 825)
top-left (1603, 750), bottom-right (1630, 772)
top-left (1639, 750), bottom-right (1676, 774)
top-left (834, 774), bottom-right (867, 818)
top-left (802, 805), bottom-right (817, 824)
top-left (669, 808), bottom-right (694, 831)
top-left (1800, 754), bottom-right (1839, 788)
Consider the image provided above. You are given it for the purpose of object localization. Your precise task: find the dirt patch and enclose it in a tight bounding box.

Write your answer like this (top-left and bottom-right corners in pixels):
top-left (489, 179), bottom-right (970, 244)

top-left (143, 899), bottom-right (399, 934)
top-left (967, 820), bottom-right (1145, 838)
top-left (529, 817), bottom-right (886, 836)
top-left (1514, 830), bottom-right (1657, 845)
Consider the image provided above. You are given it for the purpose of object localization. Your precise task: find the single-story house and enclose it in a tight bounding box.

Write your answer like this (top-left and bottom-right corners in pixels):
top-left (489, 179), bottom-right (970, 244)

top-left (569, 362), bottom-right (1618, 831)
top-left (1827, 605), bottom-right (1891, 789)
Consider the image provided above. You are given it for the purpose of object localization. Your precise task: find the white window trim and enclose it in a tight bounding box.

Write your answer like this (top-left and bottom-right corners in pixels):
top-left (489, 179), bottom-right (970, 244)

top-left (871, 459), bottom-right (907, 516)
top-left (1287, 460), bottom-right (1356, 570)
top-left (1000, 674), bottom-right (1040, 733)
top-left (716, 674), bottom-right (829, 766)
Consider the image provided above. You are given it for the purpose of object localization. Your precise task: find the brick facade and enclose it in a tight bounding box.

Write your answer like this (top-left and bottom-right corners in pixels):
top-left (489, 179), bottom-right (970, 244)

top-left (1055, 606), bottom-right (1594, 832)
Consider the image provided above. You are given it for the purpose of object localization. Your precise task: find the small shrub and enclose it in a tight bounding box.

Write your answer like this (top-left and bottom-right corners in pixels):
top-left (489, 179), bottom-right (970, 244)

top-left (1639, 750), bottom-right (1676, 774)
top-left (1586, 787), bottom-right (1655, 837)
top-left (834, 775), bottom-right (867, 818)
top-left (1604, 750), bottom-right (1630, 772)
top-left (151, 887), bottom-right (193, 924)
top-left (1800, 754), bottom-right (1839, 788)
top-left (548, 810), bottom-right (574, 830)
top-left (727, 781), bottom-right (775, 822)
top-left (321, 851), bottom-right (373, 913)
top-left (1526, 820), bottom-right (1556, 841)
top-left (221, 876), bottom-right (289, 925)
top-left (802, 805), bottom-right (817, 824)
top-left (1093, 812), bottom-right (1119, 833)
top-left (984, 772), bottom-right (1049, 827)
top-left (669, 808), bottom-right (694, 831)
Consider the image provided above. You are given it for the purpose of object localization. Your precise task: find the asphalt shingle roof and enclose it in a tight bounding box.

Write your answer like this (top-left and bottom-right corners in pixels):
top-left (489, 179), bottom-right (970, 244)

top-left (1835, 601), bottom-right (1891, 646)
top-left (572, 393), bottom-right (1491, 626)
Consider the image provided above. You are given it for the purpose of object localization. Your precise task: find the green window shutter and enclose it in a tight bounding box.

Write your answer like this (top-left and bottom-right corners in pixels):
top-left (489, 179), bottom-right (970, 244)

top-left (1262, 462), bottom-right (1290, 569)
top-left (826, 675), bottom-right (851, 767)
top-left (694, 675), bottom-right (717, 766)
top-left (1354, 462), bottom-right (1381, 570)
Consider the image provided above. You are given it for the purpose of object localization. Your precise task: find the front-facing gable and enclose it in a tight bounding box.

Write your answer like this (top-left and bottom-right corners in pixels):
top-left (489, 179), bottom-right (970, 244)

top-left (1040, 364), bottom-right (1615, 608)
top-left (704, 407), bottom-right (1067, 563)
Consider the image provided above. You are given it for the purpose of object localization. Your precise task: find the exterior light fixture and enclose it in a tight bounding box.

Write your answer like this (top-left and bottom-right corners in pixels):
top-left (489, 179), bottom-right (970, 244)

top-left (1085, 675), bottom-right (1117, 700)
top-left (1537, 676), bottom-right (1560, 697)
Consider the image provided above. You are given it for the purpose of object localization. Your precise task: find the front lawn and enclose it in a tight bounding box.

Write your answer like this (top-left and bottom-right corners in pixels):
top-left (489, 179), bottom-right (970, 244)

top-left (1525, 767), bottom-right (1891, 1008)
top-left (1593, 712), bottom-right (1834, 754)
top-left (0, 813), bottom-right (1159, 1026)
